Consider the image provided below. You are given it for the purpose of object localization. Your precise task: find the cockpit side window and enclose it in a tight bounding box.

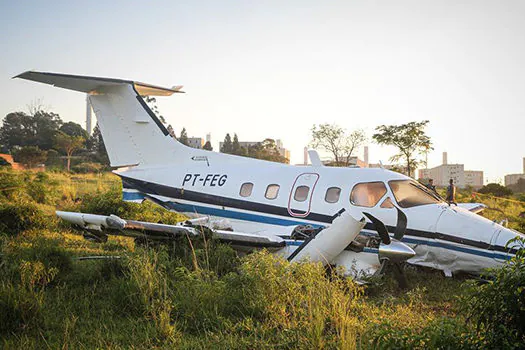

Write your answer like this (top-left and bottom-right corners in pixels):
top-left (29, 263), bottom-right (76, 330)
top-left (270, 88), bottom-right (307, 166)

top-left (350, 182), bottom-right (387, 207)
top-left (388, 180), bottom-right (442, 208)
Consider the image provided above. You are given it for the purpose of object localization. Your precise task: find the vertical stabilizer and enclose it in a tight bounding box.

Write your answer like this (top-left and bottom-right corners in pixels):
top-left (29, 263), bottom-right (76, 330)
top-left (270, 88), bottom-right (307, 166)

top-left (15, 71), bottom-right (187, 168)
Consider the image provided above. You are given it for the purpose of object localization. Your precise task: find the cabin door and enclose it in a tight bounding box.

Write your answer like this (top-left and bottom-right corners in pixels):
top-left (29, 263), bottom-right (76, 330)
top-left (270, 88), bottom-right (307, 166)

top-left (288, 173), bottom-right (320, 217)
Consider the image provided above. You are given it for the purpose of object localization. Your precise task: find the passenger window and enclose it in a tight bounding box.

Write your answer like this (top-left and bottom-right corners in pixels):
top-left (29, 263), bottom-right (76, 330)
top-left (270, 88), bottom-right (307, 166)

top-left (350, 182), bottom-right (387, 207)
top-left (239, 183), bottom-right (253, 197)
top-left (325, 187), bottom-right (341, 203)
top-left (265, 184), bottom-right (280, 200)
top-left (380, 197), bottom-right (395, 208)
top-left (294, 186), bottom-right (310, 202)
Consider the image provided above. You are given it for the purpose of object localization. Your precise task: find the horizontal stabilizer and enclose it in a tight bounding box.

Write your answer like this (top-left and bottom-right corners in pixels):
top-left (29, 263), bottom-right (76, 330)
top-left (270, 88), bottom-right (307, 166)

top-left (15, 71), bottom-right (184, 96)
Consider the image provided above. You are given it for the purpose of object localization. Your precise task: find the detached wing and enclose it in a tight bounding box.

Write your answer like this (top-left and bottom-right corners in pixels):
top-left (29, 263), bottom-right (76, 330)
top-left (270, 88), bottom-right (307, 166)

top-left (56, 211), bottom-right (285, 249)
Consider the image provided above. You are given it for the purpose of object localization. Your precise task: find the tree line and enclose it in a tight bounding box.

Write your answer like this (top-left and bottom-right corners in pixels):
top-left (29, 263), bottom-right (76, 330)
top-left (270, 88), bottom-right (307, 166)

top-left (220, 133), bottom-right (289, 163)
top-left (0, 109), bottom-right (108, 172)
top-left (0, 98), bottom-right (435, 177)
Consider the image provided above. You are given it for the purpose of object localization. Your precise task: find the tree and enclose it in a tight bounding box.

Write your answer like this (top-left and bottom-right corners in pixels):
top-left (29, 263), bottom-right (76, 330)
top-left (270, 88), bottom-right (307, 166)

top-left (167, 125), bottom-right (177, 139)
top-left (31, 111), bottom-right (63, 150)
top-left (232, 134), bottom-right (241, 155)
top-left (55, 132), bottom-right (85, 172)
top-left (60, 121), bottom-right (89, 138)
top-left (203, 141), bottom-right (213, 151)
top-left (372, 121), bottom-right (432, 177)
top-left (178, 128), bottom-right (189, 146)
top-left (310, 124), bottom-right (367, 166)
top-left (244, 139), bottom-right (288, 163)
top-left (86, 123), bottom-right (110, 166)
top-left (14, 146), bottom-right (47, 168)
top-left (0, 111), bottom-right (62, 151)
top-left (221, 133), bottom-right (233, 153)
top-left (478, 183), bottom-right (513, 197)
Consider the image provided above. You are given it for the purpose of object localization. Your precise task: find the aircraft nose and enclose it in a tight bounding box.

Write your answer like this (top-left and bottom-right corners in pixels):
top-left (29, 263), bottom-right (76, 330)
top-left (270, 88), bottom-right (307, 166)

top-left (378, 239), bottom-right (416, 263)
top-left (493, 226), bottom-right (525, 254)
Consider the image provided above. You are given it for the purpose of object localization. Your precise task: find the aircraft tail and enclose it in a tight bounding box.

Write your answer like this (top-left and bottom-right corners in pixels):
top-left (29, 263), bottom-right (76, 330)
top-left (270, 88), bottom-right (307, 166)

top-left (15, 71), bottom-right (186, 168)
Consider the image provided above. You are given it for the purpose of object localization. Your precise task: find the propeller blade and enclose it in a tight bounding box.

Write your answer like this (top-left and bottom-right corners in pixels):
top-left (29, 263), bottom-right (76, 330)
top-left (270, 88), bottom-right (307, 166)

top-left (393, 206), bottom-right (407, 240)
top-left (363, 212), bottom-right (391, 245)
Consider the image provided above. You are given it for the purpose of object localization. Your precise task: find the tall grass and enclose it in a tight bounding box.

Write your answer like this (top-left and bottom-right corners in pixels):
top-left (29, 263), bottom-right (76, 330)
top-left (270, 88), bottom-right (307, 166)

top-left (1, 170), bottom-right (521, 348)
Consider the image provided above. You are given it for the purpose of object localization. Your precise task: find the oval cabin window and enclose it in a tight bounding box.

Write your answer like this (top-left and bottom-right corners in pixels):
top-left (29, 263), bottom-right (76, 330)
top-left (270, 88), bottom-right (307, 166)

top-left (325, 187), bottom-right (341, 203)
top-left (239, 183), bottom-right (253, 197)
top-left (294, 186), bottom-right (310, 202)
top-left (265, 184), bottom-right (280, 200)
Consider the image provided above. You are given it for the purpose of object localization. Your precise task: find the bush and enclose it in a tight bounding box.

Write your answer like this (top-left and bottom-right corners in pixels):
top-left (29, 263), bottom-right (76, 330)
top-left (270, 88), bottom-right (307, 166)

top-left (479, 183), bottom-right (513, 197)
top-left (0, 170), bottom-right (28, 200)
top-left (27, 172), bottom-right (59, 204)
top-left (461, 236), bottom-right (525, 348)
top-left (79, 187), bottom-right (184, 224)
top-left (366, 317), bottom-right (470, 349)
top-left (72, 162), bottom-right (103, 174)
top-left (0, 201), bottom-right (48, 236)
top-left (2, 233), bottom-right (73, 275)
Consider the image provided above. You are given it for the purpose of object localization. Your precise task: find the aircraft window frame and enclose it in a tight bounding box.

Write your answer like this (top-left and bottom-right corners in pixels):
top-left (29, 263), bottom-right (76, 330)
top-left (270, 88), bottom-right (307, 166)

top-left (325, 187), bottom-right (341, 203)
top-left (380, 197), bottom-right (395, 209)
top-left (294, 185), bottom-right (310, 202)
top-left (388, 180), bottom-right (443, 208)
top-left (265, 184), bottom-right (280, 200)
top-left (350, 182), bottom-right (388, 208)
top-left (239, 182), bottom-right (254, 197)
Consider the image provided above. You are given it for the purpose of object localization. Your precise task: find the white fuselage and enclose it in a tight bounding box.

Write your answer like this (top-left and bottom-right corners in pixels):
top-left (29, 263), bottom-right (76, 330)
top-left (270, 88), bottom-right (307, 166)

top-left (118, 155), bottom-right (521, 276)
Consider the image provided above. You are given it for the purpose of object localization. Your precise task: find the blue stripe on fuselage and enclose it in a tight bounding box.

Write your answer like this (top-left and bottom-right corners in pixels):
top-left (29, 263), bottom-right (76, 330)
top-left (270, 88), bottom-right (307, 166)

top-left (122, 191), bottom-right (512, 261)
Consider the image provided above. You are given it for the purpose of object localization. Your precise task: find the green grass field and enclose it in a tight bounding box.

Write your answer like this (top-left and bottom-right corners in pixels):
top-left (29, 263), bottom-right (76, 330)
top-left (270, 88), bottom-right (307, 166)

top-left (0, 169), bottom-right (524, 349)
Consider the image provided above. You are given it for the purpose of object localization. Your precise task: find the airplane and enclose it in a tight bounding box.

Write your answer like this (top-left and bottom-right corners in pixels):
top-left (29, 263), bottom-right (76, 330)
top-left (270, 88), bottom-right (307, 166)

top-left (14, 71), bottom-right (524, 285)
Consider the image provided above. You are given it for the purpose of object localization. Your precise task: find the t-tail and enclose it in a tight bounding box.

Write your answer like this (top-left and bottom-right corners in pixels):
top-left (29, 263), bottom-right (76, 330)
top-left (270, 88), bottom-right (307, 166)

top-left (14, 71), bottom-right (189, 168)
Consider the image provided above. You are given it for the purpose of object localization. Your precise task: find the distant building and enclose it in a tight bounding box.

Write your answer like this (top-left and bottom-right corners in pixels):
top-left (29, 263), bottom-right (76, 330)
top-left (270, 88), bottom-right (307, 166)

top-left (86, 95), bottom-right (93, 136)
top-left (187, 137), bottom-right (205, 149)
top-left (418, 152), bottom-right (483, 189)
top-left (504, 157), bottom-right (525, 186)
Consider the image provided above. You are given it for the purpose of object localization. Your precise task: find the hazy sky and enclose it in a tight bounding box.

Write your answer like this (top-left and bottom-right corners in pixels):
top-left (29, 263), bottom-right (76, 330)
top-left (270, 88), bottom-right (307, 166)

top-left (1, 0), bottom-right (524, 182)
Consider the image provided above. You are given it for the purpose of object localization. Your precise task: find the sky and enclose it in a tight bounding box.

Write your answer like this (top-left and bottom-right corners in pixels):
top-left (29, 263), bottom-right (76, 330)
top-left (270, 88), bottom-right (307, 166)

top-left (0, 0), bottom-right (524, 182)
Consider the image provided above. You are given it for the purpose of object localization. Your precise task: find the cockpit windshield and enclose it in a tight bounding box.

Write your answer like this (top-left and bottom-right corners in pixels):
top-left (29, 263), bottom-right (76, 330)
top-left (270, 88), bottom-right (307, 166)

top-left (388, 180), bottom-right (443, 208)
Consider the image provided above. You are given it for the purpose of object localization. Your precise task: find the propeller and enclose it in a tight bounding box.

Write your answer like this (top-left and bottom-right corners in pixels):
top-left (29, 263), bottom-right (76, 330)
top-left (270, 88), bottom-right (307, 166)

top-left (363, 207), bottom-right (414, 289)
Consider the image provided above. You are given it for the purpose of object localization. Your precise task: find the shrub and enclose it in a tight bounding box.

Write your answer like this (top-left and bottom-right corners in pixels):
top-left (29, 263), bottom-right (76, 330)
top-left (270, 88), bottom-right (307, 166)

top-left (2, 233), bottom-right (73, 276)
top-left (479, 183), bottom-right (513, 197)
top-left (27, 172), bottom-right (59, 204)
top-left (72, 162), bottom-right (103, 174)
top-left (79, 187), bottom-right (185, 224)
top-left (0, 170), bottom-right (28, 200)
top-left (0, 201), bottom-right (48, 236)
top-left (461, 236), bottom-right (525, 348)
top-left (365, 317), bottom-right (470, 349)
